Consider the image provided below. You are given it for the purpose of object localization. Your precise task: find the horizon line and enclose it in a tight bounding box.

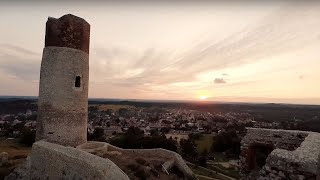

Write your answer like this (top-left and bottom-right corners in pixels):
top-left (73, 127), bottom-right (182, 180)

top-left (1, 95), bottom-right (320, 106)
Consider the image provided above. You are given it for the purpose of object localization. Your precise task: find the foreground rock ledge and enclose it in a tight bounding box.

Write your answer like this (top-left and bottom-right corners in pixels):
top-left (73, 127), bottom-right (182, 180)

top-left (5, 140), bottom-right (197, 180)
top-left (5, 141), bottom-right (129, 180)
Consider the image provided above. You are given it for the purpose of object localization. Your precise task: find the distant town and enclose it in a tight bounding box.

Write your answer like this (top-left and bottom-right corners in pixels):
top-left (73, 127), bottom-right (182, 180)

top-left (1, 98), bottom-right (320, 138)
top-left (1, 97), bottom-right (320, 179)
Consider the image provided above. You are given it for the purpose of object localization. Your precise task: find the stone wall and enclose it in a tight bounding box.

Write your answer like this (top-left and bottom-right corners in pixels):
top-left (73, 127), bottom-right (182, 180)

top-left (240, 128), bottom-right (320, 180)
top-left (77, 141), bottom-right (196, 180)
top-left (28, 141), bottom-right (129, 180)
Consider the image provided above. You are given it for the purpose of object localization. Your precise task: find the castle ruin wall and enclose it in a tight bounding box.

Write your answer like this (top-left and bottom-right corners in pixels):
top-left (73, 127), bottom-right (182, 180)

top-left (240, 128), bottom-right (320, 180)
top-left (77, 141), bottom-right (196, 180)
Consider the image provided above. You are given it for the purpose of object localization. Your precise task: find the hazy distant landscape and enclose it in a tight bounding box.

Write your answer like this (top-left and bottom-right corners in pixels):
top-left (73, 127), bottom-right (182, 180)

top-left (1, 96), bottom-right (320, 131)
top-left (1, 96), bottom-right (320, 179)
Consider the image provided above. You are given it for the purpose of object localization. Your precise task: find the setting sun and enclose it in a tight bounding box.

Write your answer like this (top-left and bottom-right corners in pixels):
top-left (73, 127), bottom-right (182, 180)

top-left (199, 96), bottom-right (207, 100)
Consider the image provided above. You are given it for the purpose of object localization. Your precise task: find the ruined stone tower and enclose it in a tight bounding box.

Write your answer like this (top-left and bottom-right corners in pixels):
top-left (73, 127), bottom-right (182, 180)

top-left (36, 14), bottom-right (90, 147)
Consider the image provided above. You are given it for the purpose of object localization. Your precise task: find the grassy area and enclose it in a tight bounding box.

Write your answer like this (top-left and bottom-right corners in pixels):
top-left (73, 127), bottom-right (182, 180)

top-left (0, 138), bottom-right (31, 179)
top-left (91, 104), bottom-right (136, 112)
top-left (210, 152), bottom-right (228, 162)
top-left (194, 134), bottom-right (214, 153)
top-left (196, 175), bottom-right (217, 180)
top-left (207, 164), bottom-right (239, 179)
top-left (0, 138), bottom-right (31, 159)
top-left (187, 162), bottom-right (232, 180)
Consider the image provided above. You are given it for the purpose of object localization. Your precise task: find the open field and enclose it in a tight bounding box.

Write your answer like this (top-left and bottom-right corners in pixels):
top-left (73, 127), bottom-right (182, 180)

top-left (195, 134), bottom-right (214, 153)
top-left (90, 104), bottom-right (136, 112)
top-left (207, 164), bottom-right (239, 179)
top-left (0, 138), bottom-right (31, 159)
top-left (187, 162), bottom-right (235, 180)
top-left (0, 138), bottom-right (31, 180)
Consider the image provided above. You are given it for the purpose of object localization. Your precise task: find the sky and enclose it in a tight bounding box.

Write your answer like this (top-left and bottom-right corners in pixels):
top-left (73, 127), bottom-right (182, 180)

top-left (1, 1), bottom-right (320, 104)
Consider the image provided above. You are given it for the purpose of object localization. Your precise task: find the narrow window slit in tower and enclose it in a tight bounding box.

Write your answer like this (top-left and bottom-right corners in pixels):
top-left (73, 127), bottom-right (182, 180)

top-left (75, 76), bottom-right (81, 87)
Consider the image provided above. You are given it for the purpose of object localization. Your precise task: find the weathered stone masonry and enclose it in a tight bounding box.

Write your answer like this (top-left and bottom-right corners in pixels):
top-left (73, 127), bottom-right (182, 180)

top-left (240, 128), bottom-right (320, 180)
top-left (77, 141), bottom-right (196, 180)
top-left (36, 14), bottom-right (90, 147)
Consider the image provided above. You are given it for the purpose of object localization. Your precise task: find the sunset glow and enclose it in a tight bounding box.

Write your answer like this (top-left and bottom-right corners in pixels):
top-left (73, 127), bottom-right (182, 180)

top-left (200, 96), bottom-right (207, 100)
top-left (1, 2), bottom-right (320, 104)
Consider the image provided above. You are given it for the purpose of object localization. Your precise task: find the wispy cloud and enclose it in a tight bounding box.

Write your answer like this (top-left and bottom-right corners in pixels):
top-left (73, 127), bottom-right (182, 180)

top-left (1, 3), bottom-right (320, 102)
top-left (89, 4), bottom-right (320, 95)
top-left (299, 75), bottom-right (304, 80)
top-left (0, 44), bottom-right (40, 81)
top-left (214, 78), bottom-right (226, 84)
top-left (0, 44), bottom-right (39, 56)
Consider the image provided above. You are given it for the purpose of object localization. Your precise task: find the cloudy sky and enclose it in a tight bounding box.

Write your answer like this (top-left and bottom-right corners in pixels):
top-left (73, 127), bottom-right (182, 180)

top-left (1, 1), bottom-right (320, 104)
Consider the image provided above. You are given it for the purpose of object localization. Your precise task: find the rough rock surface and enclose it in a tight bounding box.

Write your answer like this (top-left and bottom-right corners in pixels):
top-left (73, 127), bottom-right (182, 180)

top-left (6, 141), bottom-right (130, 180)
top-left (36, 13), bottom-right (90, 147)
top-left (45, 14), bottom-right (90, 53)
top-left (77, 141), bottom-right (197, 180)
top-left (4, 158), bottom-right (30, 180)
top-left (0, 152), bottom-right (9, 166)
top-left (240, 128), bottom-right (320, 180)
top-left (36, 46), bottom-right (89, 147)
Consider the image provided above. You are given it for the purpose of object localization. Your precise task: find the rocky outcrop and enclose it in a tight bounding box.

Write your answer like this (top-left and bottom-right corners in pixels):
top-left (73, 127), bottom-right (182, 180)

top-left (0, 152), bottom-right (9, 166)
top-left (240, 128), bottom-right (320, 180)
top-left (77, 141), bottom-right (197, 180)
top-left (6, 141), bottom-right (130, 180)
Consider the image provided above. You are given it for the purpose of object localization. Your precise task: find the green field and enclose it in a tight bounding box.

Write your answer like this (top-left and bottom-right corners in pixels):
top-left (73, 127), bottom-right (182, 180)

top-left (207, 164), bottom-right (240, 179)
top-left (187, 162), bottom-right (233, 180)
top-left (90, 104), bottom-right (136, 112)
top-left (195, 134), bottom-right (214, 153)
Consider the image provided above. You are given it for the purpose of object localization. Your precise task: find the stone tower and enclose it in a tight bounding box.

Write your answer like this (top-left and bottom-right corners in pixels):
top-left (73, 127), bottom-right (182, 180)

top-left (36, 14), bottom-right (90, 147)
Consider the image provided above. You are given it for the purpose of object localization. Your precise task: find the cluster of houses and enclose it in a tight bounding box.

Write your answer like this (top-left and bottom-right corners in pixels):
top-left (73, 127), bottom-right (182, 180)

top-left (0, 109), bottom-right (37, 137)
top-left (0, 104), bottom-right (287, 140)
top-left (86, 105), bottom-right (256, 138)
